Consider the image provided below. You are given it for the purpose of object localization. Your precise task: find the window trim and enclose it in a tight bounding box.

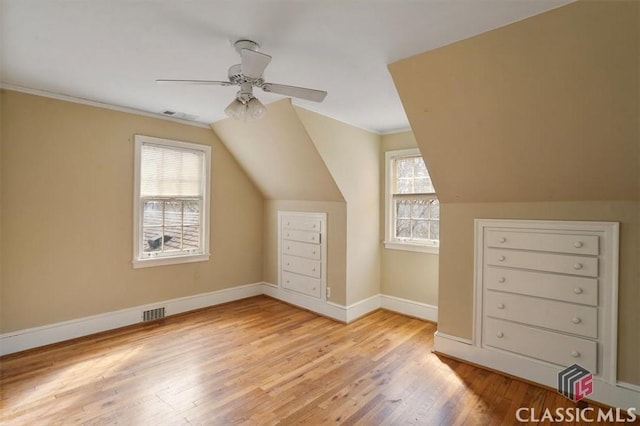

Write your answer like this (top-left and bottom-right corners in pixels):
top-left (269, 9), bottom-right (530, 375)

top-left (132, 134), bottom-right (211, 268)
top-left (384, 148), bottom-right (439, 254)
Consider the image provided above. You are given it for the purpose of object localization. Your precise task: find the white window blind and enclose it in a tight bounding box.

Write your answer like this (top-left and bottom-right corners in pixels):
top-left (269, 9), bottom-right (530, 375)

top-left (140, 144), bottom-right (204, 198)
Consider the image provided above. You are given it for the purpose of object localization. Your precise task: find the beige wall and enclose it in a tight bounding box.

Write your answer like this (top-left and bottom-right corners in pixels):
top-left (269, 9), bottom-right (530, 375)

top-left (1, 90), bottom-right (264, 332)
top-left (390, 1), bottom-right (639, 204)
top-left (294, 108), bottom-right (380, 305)
top-left (263, 200), bottom-right (347, 305)
top-left (389, 1), bottom-right (640, 385)
top-left (211, 99), bottom-right (343, 202)
top-left (380, 131), bottom-right (439, 306)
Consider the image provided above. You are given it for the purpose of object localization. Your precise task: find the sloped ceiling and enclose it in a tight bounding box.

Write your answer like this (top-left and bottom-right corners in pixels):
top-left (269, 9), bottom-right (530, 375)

top-left (211, 99), bottom-right (343, 202)
top-left (389, 1), bottom-right (639, 203)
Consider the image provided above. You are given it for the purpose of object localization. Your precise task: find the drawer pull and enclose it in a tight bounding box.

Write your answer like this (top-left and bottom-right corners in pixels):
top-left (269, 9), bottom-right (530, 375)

top-left (311, 236), bottom-right (316, 241)
top-left (287, 246), bottom-right (290, 250)
top-left (498, 255), bottom-right (506, 262)
top-left (574, 241), bottom-right (584, 248)
top-left (573, 287), bottom-right (583, 294)
top-left (497, 303), bottom-right (505, 309)
top-left (313, 250), bottom-right (317, 255)
top-left (572, 317), bottom-right (582, 324)
top-left (496, 332), bottom-right (504, 338)
top-left (313, 224), bottom-right (317, 228)
top-left (498, 277), bottom-right (506, 283)
top-left (286, 262), bottom-right (290, 266)
top-left (286, 233), bottom-right (290, 237)
top-left (287, 222), bottom-right (290, 226)
top-left (499, 237), bottom-right (506, 243)
top-left (312, 268), bottom-right (316, 272)
top-left (573, 263), bottom-right (583, 270)
top-left (571, 351), bottom-right (580, 358)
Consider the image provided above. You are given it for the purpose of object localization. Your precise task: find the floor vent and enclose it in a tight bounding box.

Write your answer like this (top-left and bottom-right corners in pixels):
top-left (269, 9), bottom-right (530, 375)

top-left (142, 307), bottom-right (165, 322)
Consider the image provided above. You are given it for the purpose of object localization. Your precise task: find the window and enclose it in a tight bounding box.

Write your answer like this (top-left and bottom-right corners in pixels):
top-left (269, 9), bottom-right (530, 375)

top-left (385, 148), bottom-right (439, 253)
top-left (133, 135), bottom-right (211, 268)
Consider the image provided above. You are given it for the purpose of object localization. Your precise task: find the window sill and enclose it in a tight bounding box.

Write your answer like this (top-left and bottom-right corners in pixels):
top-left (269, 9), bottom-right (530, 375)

top-left (132, 253), bottom-right (210, 269)
top-left (384, 241), bottom-right (440, 255)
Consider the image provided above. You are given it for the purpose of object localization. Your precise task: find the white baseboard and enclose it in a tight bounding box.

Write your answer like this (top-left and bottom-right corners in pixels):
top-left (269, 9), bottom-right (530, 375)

top-left (434, 332), bottom-right (640, 410)
top-left (1, 282), bottom-right (438, 357)
top-left (380, 294), bottom-right (438, 322)
top-left (0, 283), bottom-right (263, 356)
top-left (342, 294), bottom-right (382, 323)
top-left (262, 282), bottom-right (348, 322)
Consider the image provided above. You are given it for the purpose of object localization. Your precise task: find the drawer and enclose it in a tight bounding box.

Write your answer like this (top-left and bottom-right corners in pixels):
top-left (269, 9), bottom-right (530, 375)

top-left (486, 230), bottom-right (598, 256)
top-left (486, 248), bottom-right (598, 277)
top-left (282, 216), bottom-right (322, 232)
top-left (282, 229), bottom-right (321, 245)
top-left (282, 271), bottom-right (322, 298)
top-left (485, 267), bottom-right (598, 306)
top-left (282, 254), bottom-right (321, 278)
top-left (485, 291), bottom-right (598, 338)
top-left (484, 317), bottom-right (597, 373)
top-left (282, 240), bottom-right (321, 260)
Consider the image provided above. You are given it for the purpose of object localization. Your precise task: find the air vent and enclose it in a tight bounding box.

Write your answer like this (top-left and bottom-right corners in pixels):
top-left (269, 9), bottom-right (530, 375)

top-left (142, 307), bottom-right (165, 321)
top-left (160, 110), bottom-right (199, 121)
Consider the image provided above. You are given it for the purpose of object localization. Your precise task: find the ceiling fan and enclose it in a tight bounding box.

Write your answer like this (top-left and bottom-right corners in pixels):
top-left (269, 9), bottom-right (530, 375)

top-left (157, 40), bottom-right (328, 122)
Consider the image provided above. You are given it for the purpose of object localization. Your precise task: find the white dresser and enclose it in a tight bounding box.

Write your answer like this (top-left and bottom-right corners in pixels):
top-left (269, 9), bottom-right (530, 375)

top-left (474, 219), bottom-right (619, 383)
top-left (278, 211), bottom-right (327, 300)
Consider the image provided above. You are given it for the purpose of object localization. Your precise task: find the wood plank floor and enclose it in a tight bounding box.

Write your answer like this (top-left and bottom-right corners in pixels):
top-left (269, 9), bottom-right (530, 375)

top-left (0, 296), bottom-right (628, 425)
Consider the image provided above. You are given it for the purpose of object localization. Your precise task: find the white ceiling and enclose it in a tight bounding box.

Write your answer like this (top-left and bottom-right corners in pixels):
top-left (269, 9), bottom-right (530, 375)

top-left (0, 0), bottom-right (572, 134)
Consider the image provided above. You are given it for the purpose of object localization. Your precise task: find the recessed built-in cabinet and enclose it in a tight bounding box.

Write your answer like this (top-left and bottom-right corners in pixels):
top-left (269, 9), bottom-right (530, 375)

top-left (474, 219), bottom-right (619, 384)
top-left (278, 211), bottom-right (327, 300)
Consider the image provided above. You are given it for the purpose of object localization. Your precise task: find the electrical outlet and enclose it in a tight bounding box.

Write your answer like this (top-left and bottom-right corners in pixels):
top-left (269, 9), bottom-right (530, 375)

top-left (326, 287), bottom-right (331, 298)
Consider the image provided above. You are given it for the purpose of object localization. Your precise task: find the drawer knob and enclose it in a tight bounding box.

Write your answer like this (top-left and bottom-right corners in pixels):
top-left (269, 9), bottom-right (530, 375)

top-left (499, 237), bottom-right (506, 243)
top-left (498, 277), bottom-right (506, 283)
top-left (496, 332), bottom-right (504, 338)
top-left (497, 303), bottom-right (505, 310)
top-left (312, 268), bottom-right (316, 272)
top-left (312, 236), bottom-right (316, 241)
top-left (313, 250), bottom-right (317, 255)
top-left (287, 246), bottom-right (290, 250)
top-left (313, 224), bottom-right (317, 228)
top-left (498, 255), bottom-right (506, 262)
top-left (574, 241), bottom-right (583, 248)
top-left (573, 287), bottom-right (583, 294)
top-left (572, 317), bottom-right (581, 324)
top-left (286, 233), bottom-right (290, 237)
top-left (312, 287), bottom-right (316, 291)
top-left (571, 351), bottom-right (580, 358)
top-left (286, 262), bottom-right (290, 266)
top-left (573, 263), bottom-right (583, 270)
top-left (286, 279), bottom-right (290, 284)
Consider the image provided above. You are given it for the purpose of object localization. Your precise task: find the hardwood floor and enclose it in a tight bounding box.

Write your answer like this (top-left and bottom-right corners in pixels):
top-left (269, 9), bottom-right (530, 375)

top-left (0, 296), bottom-right (627, 425)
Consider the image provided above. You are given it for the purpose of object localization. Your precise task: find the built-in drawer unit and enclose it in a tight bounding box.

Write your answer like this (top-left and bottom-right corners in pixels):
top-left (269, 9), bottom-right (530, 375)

top-left (474, 220), bottom-right (619, 385)
top-left (278, 211), bottom-right (327, 300)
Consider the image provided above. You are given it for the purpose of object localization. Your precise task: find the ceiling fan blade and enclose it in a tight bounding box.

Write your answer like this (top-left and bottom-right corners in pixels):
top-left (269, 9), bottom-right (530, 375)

top-left (240, 49), bottom-right (272, 79)
top-left (262, 83), bottom-right (327, 102)
top-left (156, 79), bottom-right (232, 86)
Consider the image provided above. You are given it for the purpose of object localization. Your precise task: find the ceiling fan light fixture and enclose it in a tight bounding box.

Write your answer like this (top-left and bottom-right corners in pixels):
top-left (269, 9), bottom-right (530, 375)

top-left (245, 97), bottom-right (266, 122)
top-left (224, 98), bottom-right (246, 119)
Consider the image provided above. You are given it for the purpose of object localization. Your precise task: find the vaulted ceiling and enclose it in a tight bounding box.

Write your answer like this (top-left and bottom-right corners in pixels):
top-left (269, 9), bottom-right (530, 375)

top-left (1, 0), bottom-right (572, 133)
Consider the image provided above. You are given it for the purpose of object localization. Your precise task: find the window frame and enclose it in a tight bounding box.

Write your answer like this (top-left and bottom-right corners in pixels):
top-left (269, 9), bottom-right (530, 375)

top-left (384, 148), bottom-right (439, 254)
top-left (132, 134), bottom-right (211, 268)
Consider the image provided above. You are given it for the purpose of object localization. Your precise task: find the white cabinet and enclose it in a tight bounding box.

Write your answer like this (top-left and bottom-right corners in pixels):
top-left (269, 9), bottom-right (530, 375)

top-left (278, 212), bottom-right (326, 300)
top-left (475, 220), bottom-right (619, 384)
